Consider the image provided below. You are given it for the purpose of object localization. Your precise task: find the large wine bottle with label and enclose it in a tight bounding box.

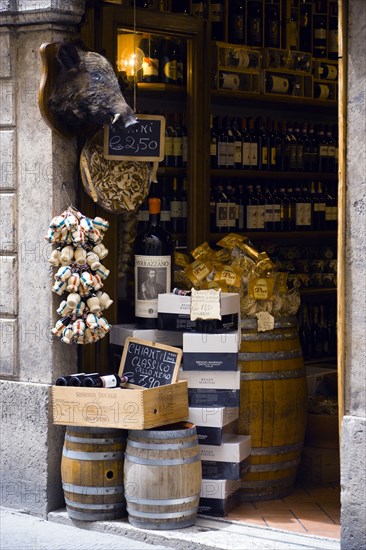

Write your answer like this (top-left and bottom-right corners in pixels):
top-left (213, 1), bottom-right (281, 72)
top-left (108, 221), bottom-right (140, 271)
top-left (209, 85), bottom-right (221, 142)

top-left (134, 197), bottom-right (175, 328)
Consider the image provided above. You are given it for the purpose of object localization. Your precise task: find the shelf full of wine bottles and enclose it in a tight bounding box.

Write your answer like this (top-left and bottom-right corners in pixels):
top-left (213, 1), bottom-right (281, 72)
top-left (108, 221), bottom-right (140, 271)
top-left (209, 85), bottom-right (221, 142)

top-left (137, 175), bottom-right (188, 238)
top-left (210, 114), bottom-right (338, 173)
top-left (298, 302), bottom-right (337, 361)
top-left (210, 179), bottom-right (337, 234)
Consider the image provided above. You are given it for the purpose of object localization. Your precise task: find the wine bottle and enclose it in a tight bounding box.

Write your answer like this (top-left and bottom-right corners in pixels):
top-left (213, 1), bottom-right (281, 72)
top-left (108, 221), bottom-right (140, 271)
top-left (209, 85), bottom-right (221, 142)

top-left (226, 184), bottom-right (238, 231)
top-left (218, 116), bottom-right (235, 169)
top-left (299, 0), bottom-right (312, 52)
top-left (245, 184), bottom-right (257, 231)
top-left (160, 38), bottom-right (179, 84)
top-left (232, 116), bottom-right (243, 169)
top-left (191, 0), bottom-right (207, 18)
top-left (286, 186), bottom-right (296, 231)
top-left (315, 180), bottom-right (327, 230)
top-left (256, 116), bottom-right (269, 171)
top-left (134, 197), bottom-right (175, 328)
top-left (172, 112), bottom-right (183, 168)
top-left (170, 177), bottom-right (183, 233)
top-left (263, 184), bottom-right (274, 231)
top-left (181, 177), bottom-right (188, 233)
top-left (81, 373), bottom-right (129, 388)
top-left (215, 184), bottom-right (229, 233)
top-left (55, 373), bottom-right (86, 386)
top-left (159, 177), bottom-right (171, 231)
top-left (247, 0), bottom-right (263, 47)
top-left (266, 74), bottom-right (290, 94)
top-left (293, 121), bottom-right (304, 171)
top-left (236, 183), bottom-right (245, 230)
top-left (255, 184), bottom-right (266, 231)
top-left (300, 122), bottom-right (311, 172)
top-left (210, 185), bottom-right (218, 231)
top-left (210, 114), bottom-right (218, 168)
top-left (164, 112), bottom-right (175, 167)
top-left (328, 11), bottom-right (338, 61)
top-left (228, 0), bottom-right (245, 44)
top-left (241, 117), bottom-right (252, 170)
top-left (265, 0), bottom-right (280, 48)
top-left (210, 0), bottom-right (225, 41)
top-left (307, 123), bottom-right (318, 172)
top-left (317, 124), bottom-right (329, 172)
top-left (140, 34), bottom-right (161, 83)
top-left (326, 125), bottom-right (336, 173)
top-left (319, 62), bottom-right (338, 81)
top-left (247, 117), bottom-right (259, 170)
top-left (313, 14), bottom-right (327, 58)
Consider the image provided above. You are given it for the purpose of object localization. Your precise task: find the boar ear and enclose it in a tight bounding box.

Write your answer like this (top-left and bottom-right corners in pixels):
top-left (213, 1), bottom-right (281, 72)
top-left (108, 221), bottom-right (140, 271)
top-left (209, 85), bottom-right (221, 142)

top-left (56, 42), bottom-right (81, 70)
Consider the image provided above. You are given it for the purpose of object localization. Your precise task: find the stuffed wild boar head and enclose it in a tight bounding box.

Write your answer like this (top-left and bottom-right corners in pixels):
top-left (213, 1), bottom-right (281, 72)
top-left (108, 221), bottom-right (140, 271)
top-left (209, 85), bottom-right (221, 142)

top-left (48, 42), bottom-right (137, 134)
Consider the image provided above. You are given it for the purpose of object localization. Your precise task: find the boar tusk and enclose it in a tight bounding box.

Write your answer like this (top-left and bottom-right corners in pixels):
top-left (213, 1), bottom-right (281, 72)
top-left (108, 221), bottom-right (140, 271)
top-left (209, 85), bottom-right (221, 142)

top-left (112, 113), bottom-right (121, 124)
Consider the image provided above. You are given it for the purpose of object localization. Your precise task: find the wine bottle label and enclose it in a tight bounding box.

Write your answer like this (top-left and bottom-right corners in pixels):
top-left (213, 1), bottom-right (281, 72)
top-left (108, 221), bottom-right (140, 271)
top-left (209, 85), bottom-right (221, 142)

top-left (265, 205), bottom-right (274, 223)
top-left (316, 84), bottom-right (330, 99)
top-left (320, 63), bottom-right (338, 80)
top-left (227, 202), bottom-right (236, 227)
top-left (210, 4), bottom-right (223, 22)
top-left (170, 200), bottom-right (183, 217)
top-left (242, 142), bottom-right (251, 166)
top-left (164, 136), bottom-right (174, 156)
top-left (314, 202), bottom-right (326, 212)
top-left (218, 142), bottom-right (228, 166)
top-left (210, 140), bottom-right (217, 156)
top-left (234, 142), bottom-right (242, 164)
top-left (160, 209), bottom-right (171, 222)
top-left (246, 205), bottom-right (257, 229)
top-left (219, 73), bottom-right (240, 91)
top-left (163, 60), bottom-right (178, 81)
top-left (100, 375), bottom-right (118, 388)
top-left (314, 28), bottom-right (327, 39)
top-left (262, 146), bottom-right (268, 165)
top-left (138, 209), bottom-right (149, 222)
top-left (250, 142), bottom-right (258, 166)
top-left (173, 136), bottom-right (183, 156)
top-left (296, 203), bottom-right (305, 226)
top-left (142, 57), bottom-right (159, 77)
top-left (135, 255), bottom-right (171, 319)
top-left (270, 147), bottom-right (276, 165)
top-left (328, 30), bottom-right (338, 56)
top-left (227, 142), bottom-right (235, 166)
top-left (216, 204), bottom-right (228, 228)
top-left (236, 51), bottom-right (251, 68)
top-left (192, 4), bottom-right (204, 17)
top-left (319, 145), bottom-right (328, 156)
top-left (273, 205), bottom-right (281, 223)
top-left (328, 145), bottom-right (335, 157)
top-left (257, 205), bottom-right (265, 229)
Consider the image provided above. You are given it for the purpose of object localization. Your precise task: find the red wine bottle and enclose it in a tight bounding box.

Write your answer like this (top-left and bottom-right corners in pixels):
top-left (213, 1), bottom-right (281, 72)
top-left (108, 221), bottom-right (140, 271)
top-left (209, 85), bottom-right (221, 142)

top-left (134, 197), bottom-right (175, 328)
top-left (81, 374), bottom-right (129, 388)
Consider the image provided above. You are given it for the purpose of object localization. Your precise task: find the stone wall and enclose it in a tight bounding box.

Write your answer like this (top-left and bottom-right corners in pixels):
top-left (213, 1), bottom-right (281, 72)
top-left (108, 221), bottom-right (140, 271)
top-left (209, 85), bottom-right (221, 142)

top-left (0, 0), bottom-right (84, 516)
top-left (341, 1), bottom-right (366, 549)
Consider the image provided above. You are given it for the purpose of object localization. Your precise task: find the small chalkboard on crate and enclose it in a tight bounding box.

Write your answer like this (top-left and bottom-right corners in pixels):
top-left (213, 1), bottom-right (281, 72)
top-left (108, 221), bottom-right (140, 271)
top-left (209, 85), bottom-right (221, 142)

top-left (119, 337), bottom-right (182, 389)
top-left (103, 114), bottom-right (165, 162)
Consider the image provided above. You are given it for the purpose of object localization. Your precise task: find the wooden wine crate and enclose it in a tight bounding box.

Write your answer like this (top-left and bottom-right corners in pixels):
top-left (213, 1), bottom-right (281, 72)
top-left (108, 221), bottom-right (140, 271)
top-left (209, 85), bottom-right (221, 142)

top-left (262, 47), bottom-right (312, 74)
top-left (52, 380), bottom-right (188, 430)
top-left (261, 68), bottom-right (313, 99)
top-left (211, 42), bottom-right (261, 94)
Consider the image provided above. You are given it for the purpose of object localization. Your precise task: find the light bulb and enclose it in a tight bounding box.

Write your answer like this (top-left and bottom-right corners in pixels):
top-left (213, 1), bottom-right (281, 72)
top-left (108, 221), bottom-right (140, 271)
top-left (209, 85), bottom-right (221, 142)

top-left (118, 47), bottom-right (144, 77)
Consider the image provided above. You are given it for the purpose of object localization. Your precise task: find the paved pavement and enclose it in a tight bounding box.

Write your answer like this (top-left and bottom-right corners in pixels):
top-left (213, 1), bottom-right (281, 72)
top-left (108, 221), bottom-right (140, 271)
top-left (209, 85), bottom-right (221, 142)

top-left (0, 508), bottom-right (174, 550)
top-left (1, 506), bottom-right (340, 550)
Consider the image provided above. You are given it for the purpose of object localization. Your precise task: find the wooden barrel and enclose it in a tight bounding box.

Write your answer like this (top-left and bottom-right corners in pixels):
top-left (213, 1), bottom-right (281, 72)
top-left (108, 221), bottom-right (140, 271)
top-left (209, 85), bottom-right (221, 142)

top-left (61, 426), bottom-right (127, 521)
top-left (238, 316), bottom-right (307, 501)
top-left (124, 421), bottom-right (202, 530)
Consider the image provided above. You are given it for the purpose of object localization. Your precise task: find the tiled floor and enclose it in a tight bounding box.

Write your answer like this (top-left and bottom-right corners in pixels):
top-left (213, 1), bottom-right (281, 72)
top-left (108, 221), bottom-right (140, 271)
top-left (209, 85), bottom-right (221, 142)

top-left (227, 483), bottom-right (341, 539)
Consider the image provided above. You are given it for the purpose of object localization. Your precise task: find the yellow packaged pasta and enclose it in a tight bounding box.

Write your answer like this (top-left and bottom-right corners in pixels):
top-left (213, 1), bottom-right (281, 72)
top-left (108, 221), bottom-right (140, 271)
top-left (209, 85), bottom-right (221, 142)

top-left (214, 265), bottom-right (242, 288)
top-left (248, 276), bottom-right (276, 301)
top-left (184, 258), bottom-right (212, 286)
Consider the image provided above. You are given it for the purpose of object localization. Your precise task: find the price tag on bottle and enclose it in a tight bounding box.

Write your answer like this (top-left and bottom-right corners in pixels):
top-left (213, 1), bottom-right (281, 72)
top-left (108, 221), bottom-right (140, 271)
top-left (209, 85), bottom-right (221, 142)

top-left (255, 311), bottom-right (275, 332)
top-left (190, 288), bottom-right (221, 321)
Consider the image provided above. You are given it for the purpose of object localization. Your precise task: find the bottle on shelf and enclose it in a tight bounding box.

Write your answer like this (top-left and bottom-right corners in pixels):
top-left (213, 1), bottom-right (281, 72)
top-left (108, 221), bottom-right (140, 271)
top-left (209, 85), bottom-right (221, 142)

top-left (226, 183), bottom-right (238, 231)
top-left (278, 186), bottom-right (290, 231)
top-left (286, 186), bottom-right (296, 231)
top-left (272, 119), bottom-right (284, 171)
top-left (313, 14), bottom-right (327, 58)
top-left (217, 116), bottom-right (235, 169)
top-left (265, 0), bottom-right (280, 49)
top-left (247, 0), bottom-right (263, 47)
top-left (140, 33), bottom-right (161, 83)
top-left (81, 374), bottom-right (129, 388)
top-left (299, 303), bottom-right (314, 359)
top-left (256, 116), bottom-right (269, 171)
top-left (300, 122), bottom-right (311, 172)
top-left (254, 184), bottom-right (265, 231)
top-left (55, 373), bottom-right (87, 386)
top-left (314, 180), bottom-right (327, 230)
top-left (317, 124), bottom-right (329, 172)
top-left (328, 9), bottom-right (339, 61)
top-left (307, 123), bottom-right (319, 172)
top-left (210, 114), bottom-right (218, 168)
top-left (228, 0), bottom-right (245, 45)
top-left (181, 177), bottom-right (188, 233)
top-left (164, 112), bottom-right (175, 167)
top-left (271, 184), bottom-right (282, 231)
top-left (241, 116), bottom-right (252, 170)
top-left (159, 177), bottom-right (171, 231)
top-left (293, 121), bottom-right (304, 171)
top-left (298, 0), bottom-right (312, 52)
top-left (324, 182), bottom-right (338, 230)
top-left (314, 82), bottom-right (331, 100)
top-left (170, 177), bottom-right (184, 233)
top-left (160, 38), bottom-right (179, 84)
top-left (232, 116), bottom-right (243, 169)
top-left (247, 116), bottom-right (259, 170)
top-left (287, 1), bottom-right (299, 51)
top-left (181, 113), bottom-right (188, 167)
top-left (295, 182), bottom-right (312, 231)
top-left (284, 122), bottom-right (297, 171)
top-left (215, 183), bottom-right (229, 233)
top-left (236, 183), bottom-right (245, 231)
top-left (319, 62), bottom-right (338, 81)
top-left (210, 185), bottom-right (218, 232)
top-left (134, 197), bottom-right (175, 328)
top-left (210, 0), bottom-right (225, 41)
top-left (325, 125), bottom-right (336, 173)
top-left (245, 184), bottom-right (258, 231)
top-left (263, 184), bottom-right (274, 231)
top-left (191, 0), bottom-right (207, 18)
top-left (172, 112), bottom-right (183, 168)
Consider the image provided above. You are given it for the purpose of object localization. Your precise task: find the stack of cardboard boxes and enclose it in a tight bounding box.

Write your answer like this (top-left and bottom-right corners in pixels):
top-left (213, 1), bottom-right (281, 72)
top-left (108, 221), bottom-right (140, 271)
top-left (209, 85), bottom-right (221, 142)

top-left (109, 292), bottom-right (252, 517)
top-left (181, 331), bottom-right (251, 517)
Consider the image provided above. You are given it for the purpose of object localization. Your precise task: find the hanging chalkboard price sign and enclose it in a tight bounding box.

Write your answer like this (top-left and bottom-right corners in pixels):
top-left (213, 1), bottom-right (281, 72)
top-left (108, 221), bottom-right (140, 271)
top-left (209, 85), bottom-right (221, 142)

top-left (119, 337), bottom-right (182, 389)
top-left (103, 114), bottom-right (165, 162)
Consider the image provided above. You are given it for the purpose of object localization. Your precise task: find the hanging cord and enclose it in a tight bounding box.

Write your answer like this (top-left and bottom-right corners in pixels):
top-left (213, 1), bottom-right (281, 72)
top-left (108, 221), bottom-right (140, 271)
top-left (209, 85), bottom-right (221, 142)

top-left (133, 1), bottom-right (137, 113)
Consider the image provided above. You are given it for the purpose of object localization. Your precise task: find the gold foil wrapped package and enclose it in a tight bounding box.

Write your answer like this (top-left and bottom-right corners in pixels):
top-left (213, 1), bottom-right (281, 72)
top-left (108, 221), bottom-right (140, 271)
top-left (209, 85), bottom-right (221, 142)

top-left (174, 250), bottom-right (190, 268)
top-left (191, 241), bottom-right (214, 260)
top-left (216, 233), bottom-right (247, 250)
top-left (214, 265), bottom-right (242, 288)
top-left (248, 276), bottom-right (276, 301)
top-left (184, 258), bottom-right (213, 287)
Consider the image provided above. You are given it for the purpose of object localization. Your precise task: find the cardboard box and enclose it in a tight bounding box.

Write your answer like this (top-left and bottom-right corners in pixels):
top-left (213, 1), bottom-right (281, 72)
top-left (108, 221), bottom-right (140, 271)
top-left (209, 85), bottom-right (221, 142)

top-left (199, 435), bottom-right (252, 463)
top-left (52, 381), bottom-right (188, 430)
top-left (157, 293), bottom-right (240, 333)
top-left (187, 406), bottom-right (239, 428)
top-left (178, 368), bottom-right (241, 390)
top-left (188, 389), bottom-right (240, 408)
top-left (306, 366), bottom-right (337, 397)
top-left (183, 353), bottom-right (238, 371)
top-left (183, 332), bottom-right (240, 353)
top-left (199, 479), bottom-right (241, 517)
top-left (196, 421), bottom-right (238, 446)
top-left (109, 324), bottom-right (183, 348)
top-left (201, 458), bottom-right (250, 481)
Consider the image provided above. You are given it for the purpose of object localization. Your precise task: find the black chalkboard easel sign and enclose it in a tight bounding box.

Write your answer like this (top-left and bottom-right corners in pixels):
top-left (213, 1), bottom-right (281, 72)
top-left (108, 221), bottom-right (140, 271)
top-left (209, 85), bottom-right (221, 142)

top-left (119, 337), bottom-right (182, 389)
top-left (103, 114), bottom-right (165, 162)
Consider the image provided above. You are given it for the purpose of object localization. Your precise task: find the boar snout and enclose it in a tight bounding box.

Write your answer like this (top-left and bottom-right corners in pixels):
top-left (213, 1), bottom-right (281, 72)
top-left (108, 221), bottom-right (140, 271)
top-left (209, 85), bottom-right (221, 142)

top-left (112, 107), bottom-right (139, 128)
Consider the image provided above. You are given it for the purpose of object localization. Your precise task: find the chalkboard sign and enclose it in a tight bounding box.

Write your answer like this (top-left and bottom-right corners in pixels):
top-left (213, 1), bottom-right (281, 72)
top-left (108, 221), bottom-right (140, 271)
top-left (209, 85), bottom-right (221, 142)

top-left (103, 114), bottom-right (165, 161)
top-left (119, 337), bottom-right (182, 389)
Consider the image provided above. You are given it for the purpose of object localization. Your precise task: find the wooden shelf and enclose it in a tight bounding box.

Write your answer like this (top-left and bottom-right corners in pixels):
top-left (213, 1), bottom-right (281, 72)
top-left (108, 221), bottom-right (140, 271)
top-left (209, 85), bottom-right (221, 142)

top-left (300, 287), bottom-right (337, 297)
top-left (137, 83), bottom-right (187, 96)
top-left (209, 231), bottom-right (337, 241)
top-left (211, 89), bottom-right (337, 112)
top-left (210, 169), bottom-right (338, 180)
